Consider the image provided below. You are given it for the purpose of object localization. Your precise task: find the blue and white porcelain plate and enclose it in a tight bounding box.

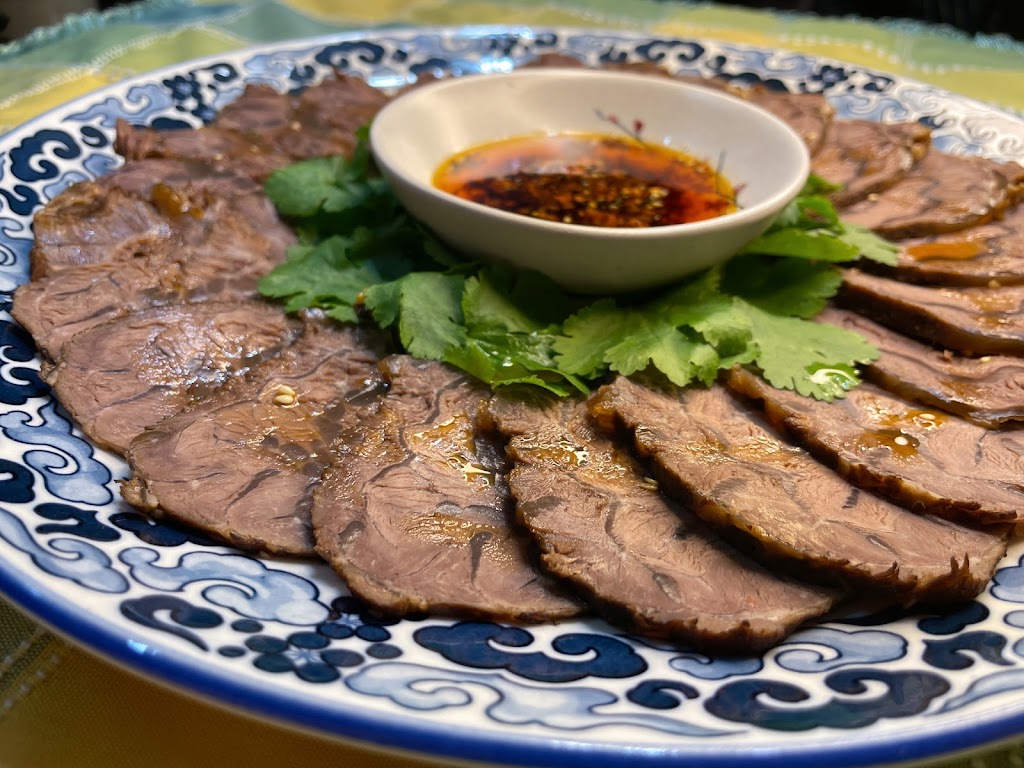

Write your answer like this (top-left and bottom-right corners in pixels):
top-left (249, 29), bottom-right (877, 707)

top-left (2, 26), bottom-right (1024, 768)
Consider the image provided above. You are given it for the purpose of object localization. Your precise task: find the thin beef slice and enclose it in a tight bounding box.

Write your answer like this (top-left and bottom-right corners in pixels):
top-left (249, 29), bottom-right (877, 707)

top-left (811, 119), bottom-right (930, 207)
top-left (30, 159), bottom-right (292, 278)
top-left (13, 199), bottom-right (290, 360)
top-left (122, 319), bottom-right (387, 556)
top-left (486, 391), bottom-right (837, 653)
top-left (115, 75), bottom-right (389, 178)
top-left (819, 306), bottom-right (1024, 428)
top-left (312, 357), bottom-right (583, 622)
top-left (589, 377), bottom-right (1008, 601)
top-left (840, 268), bottom-right (1024, 356)
top-left (839, 152), bottom-right (1024, 239)
top-left (879, 201), bottom-right (1024, 286)
top-left (44, 301), bottom-right (300, 454)
top-left (734, 86), bottom-right (833, 155)
top-left (727, 366), bottom-right (1024, 524)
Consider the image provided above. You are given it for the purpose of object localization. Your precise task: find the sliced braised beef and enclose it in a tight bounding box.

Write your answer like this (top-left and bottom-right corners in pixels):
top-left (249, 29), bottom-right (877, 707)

top-left (524, 52), bottom-right (587, 68)
top-left (589, 377), bottom-right (1008, 601)
top-left (30, 185), bottom-right (172, 279)
top-left (284, 75), bottom-right (391, 160)
top-left (312, 357), bottom-right (583, 622)
top-left (91, 157), bottom-right (264, 199)
top-left (30, 159), bottom-right (293, 278)
top-left (732, 86), bottom-right (833, 155)
top-left (726, 366), bottom-right (1024, 524)
top-left (839, 152), bottom-right (1024, 238)
top-left (122, 318), bottom-right (387, 557)
top-left (818, 306), bottom-right (1024, 428)
top-left (115, 121), bottom-right (289, 181)
top-left (873, 201), bottom-right (1024, 286)
top-left (44, 301), bottom-right (299, 454)
top-left (840, 268), bottom-right (1024, 356)
top-left (811, 119), bottom-right (930, 207)
top-left (485, 391), bottom-right (837, 652)
top-left (115, 75), bottom-right (389, 178)
top-left (211, 83), bottom-right (296, 135)
top-left (13, 199), bottom-right (290, 359)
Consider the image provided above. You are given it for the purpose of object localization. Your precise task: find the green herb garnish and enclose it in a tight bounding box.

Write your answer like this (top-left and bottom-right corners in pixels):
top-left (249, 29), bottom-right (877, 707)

top-left (258, 133), bottom-right (897, 401)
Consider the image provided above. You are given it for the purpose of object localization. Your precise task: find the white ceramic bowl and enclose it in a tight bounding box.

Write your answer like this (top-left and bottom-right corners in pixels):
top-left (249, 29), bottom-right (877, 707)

top-left (370, 68), bottom-right (810, 294)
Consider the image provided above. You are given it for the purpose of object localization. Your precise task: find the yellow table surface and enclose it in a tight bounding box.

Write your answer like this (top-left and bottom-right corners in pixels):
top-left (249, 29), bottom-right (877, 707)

top-left (2, 1), bottom-right (1024, 766)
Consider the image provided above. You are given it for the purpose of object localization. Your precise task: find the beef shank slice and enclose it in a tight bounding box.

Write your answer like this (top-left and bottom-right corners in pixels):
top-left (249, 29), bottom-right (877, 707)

top-left (312, 357), bottom-right (583, 622)
top-left (115, 75), bottom-right (389, 178)
top-left (45, 301), bottom-right (300, 454)
top-left (486, 391), bottom-right (837, 653)
top-left (727, 366), bottom-right (1024, 524)
top-left (732, 86), bottom-right (833, 154)
top-left (29, 158), bottom-right (290, 279)
top-left (122, 319), bottom-right (387, 556)
top-left (819, 306), bottom-right (1024, 428)
top-left (839, 152), bottom-right (1024, 238)
top-left (589, 377), bottom-right (1008, 601)
top-left (811, 119), bottom-right (930, 207)
top-left (840, 268), bottom-right (1024, 356)
top-left (13, 197), bottom-right (290, 360)
top-left (879, 201), bottom-right (1024, 286)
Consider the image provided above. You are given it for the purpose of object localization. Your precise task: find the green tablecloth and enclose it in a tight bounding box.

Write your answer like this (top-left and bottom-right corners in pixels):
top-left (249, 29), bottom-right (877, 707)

top-left (2, 2), bottom-right (1024, 766)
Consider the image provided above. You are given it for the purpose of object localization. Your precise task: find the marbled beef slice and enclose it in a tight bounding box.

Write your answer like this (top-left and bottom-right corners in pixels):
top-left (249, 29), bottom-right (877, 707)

top-left (840, 268), bottom-right (1024, 356)
top-left (590, 377), bottom-right (1008, 601)
top-left (30, 159), bottom-right (294, 278)
top-left (811, 119), bottom-right (930, 207)
top-left (486, 391), bottom-right (838, 652)
top-left (122, 319), bottom-right (388, 556)
top-left (877, 201), bottom-right (1024, 286)
top-left (819, 306), bottom-right (1024, 428)
top-left (312, 356), bottom-right (583, 622)
top-left (115, 75), bottom-right (390, 178)
top-left (13, 196), bottom-right (292, 360)
top-left (731, 85), bottom-right (833, 155)
top-left (44, 301), bottom-right (300, 454)
top-left (839, 153), bottom-right (1024, 238)
top-left (727, 366), bottom-right (1024, 524)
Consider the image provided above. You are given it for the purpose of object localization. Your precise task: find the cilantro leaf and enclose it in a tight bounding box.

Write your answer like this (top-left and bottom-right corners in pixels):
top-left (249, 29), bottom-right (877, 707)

top-left (837, 222), bottom-right (900, 266)
top-left (365, 272), bottom-right (467, 359)
top-left (555, 274), bottom-right (754, 389)
top-left (462, 267), bottom-right (575, 335)
top-left (606, 324), bottom-right (722, 387)
top-left (740, 302), bottom-right (879, 401)
top-left (265, 157), bottom-right (349, 218)
top-left (555, 300), bottom-right (628, 378)
top-left (445, 334), bottom-right (587, 397)
top-left (258, 237), bottom-right (374, 321)
top-left (802, 174), bottom-right (844, 195)
top-left (722, 255), bottom-right (843, 318)
top-left (740, 227), bottom-right (861, 262)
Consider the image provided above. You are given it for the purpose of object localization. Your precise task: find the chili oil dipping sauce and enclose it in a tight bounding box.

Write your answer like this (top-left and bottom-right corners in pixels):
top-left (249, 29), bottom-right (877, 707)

top-left (369, 68), bottom-right (810, 293)
top-left (433, 132), bottom-right (738, 228)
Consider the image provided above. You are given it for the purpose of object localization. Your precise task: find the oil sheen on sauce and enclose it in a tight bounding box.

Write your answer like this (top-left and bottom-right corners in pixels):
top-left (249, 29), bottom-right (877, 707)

top-left (433, 132), bottom-right (738, 228)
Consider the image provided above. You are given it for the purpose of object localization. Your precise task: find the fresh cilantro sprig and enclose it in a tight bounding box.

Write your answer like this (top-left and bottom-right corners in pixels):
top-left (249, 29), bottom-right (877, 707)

top-left (739, 175), bottom-right (899, 266)
top-left (259, 135), bottom-right (892, 401)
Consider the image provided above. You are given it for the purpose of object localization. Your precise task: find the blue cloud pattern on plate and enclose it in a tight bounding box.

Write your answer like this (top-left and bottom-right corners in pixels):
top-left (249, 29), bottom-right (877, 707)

top-left (1, 26), bottom-right (1024, 768)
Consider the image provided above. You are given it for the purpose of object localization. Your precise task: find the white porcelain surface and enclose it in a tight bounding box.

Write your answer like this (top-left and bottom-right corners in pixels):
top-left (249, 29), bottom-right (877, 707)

top-left (370, 68), bottom-right (810, 293)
